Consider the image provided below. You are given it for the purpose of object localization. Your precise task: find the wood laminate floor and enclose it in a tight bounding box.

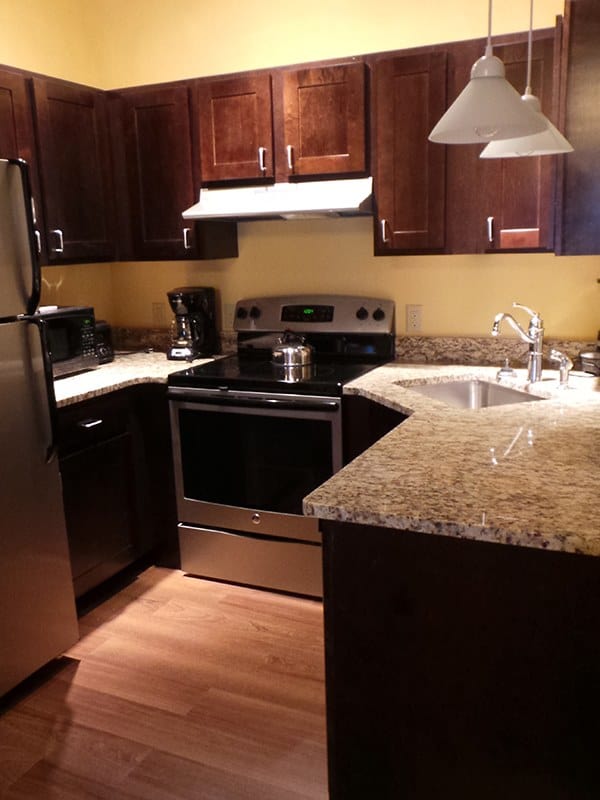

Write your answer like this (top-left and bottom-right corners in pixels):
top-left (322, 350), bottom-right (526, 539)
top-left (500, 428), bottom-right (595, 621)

top-left (0, 567), bottom-right (328, 799)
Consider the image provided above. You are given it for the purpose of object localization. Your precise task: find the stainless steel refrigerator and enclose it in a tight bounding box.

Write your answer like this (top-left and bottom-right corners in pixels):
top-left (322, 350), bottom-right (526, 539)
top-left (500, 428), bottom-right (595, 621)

top-left (0, 158), bottom-right (78, 697)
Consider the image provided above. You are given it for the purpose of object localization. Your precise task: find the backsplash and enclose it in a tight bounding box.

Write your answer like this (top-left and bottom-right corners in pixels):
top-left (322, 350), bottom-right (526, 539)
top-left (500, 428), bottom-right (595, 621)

top-left (113, 327), bottom-right (594, 370)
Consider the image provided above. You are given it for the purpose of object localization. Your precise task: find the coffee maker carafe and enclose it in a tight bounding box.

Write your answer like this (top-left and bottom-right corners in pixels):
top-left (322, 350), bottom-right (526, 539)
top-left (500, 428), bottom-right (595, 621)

top-left (166, 287), bottom-right (218, 360)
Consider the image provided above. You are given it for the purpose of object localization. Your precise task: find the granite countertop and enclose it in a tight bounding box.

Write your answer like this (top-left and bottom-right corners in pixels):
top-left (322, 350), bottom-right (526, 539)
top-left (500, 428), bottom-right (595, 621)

top-left (53, 351), bottom-right (214, 407)
top-left (303, 363), bottom-right (600, 558)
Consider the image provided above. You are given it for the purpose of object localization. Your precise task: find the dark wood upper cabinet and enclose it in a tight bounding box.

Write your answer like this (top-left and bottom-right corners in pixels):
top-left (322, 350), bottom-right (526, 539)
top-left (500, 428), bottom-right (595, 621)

top-left (0, 68), bottom-right (45, 260)
top-left (373, 51), bottom-right (447, 253)
top-left (121, 85), bottom-right (199, 258)
top-left (445, 33), bottom-right (558, 254)
top-left (279, 62), bottom-right (366, 179)
top-left (194, 61), bottom-right (367, 185)
top-left (195, 74), bottom-right (274, 182)
top-left (559, 0), bottom-right (600, 254)
top-left (114, 84), bottom-right (237, 260)
top-left (31, 78), bottom-right (115, 263)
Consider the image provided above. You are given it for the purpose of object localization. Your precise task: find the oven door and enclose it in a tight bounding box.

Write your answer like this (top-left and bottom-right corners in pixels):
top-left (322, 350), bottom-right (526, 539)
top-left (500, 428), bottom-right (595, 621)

top-left (168, 387), bottom-right (342, 542)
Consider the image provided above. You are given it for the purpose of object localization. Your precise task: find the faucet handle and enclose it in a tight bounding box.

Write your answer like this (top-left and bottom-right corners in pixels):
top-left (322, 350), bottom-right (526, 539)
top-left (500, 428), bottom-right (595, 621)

top-left (550, 349), bottom-right (573, 387)
top-left (513, 302), bottom-right (542, 324)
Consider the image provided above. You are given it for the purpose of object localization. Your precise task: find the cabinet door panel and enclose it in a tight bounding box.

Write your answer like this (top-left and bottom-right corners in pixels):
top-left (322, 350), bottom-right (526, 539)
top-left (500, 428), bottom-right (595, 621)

top-left (282, 62), bottom-right (366, 178)
top-left (374, 52), bottom-right (447, 252)
top-left (486, 38), bottom-right (555, 252)
top-left (32, 78), bottom-right (115, 262)
top-left (0, 69), bottom-right (45, 261)
top-left (122, 86), bottom-right (196, 259)
top-left (196, 75), bottom-right (274, 182)
top-left (446, 35), bottom-right (556, 253)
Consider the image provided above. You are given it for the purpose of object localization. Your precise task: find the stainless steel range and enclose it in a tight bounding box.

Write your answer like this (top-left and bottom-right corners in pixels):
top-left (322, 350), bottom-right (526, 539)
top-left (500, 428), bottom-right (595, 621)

top-left (167, 294), bottom-right (395, 597)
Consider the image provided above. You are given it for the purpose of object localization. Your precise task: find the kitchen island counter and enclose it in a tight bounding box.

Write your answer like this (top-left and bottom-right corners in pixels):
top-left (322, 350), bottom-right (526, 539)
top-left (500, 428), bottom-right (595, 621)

top-left (304, 362), bottom-right (600, 557)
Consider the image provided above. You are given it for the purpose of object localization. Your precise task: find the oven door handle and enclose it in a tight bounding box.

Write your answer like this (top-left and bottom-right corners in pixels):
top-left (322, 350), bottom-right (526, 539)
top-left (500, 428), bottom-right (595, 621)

top-left (169, 390), bottom-right (340, 413)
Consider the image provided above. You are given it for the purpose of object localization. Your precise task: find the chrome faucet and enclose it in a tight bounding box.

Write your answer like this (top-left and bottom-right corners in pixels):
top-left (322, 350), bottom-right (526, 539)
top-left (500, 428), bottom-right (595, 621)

top-left (491, 302), bottom-right (544, 383)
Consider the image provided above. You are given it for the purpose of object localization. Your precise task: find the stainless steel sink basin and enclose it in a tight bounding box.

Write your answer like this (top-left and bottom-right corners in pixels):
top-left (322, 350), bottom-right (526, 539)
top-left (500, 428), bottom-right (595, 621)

top-left (408, 379), bottom-right (543, 409)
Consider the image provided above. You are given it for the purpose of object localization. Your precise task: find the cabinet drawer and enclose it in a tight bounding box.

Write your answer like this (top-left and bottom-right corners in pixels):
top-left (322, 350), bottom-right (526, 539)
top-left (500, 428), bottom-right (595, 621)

top-left (57, 393), bottom-right (131, 456)
top-left (179, 524), bottom-right (323, 597)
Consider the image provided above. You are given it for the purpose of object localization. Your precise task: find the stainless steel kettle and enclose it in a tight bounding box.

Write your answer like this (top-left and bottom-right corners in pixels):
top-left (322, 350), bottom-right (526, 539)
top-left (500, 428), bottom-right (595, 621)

top-left (271, 331), bottom-right (313, 367)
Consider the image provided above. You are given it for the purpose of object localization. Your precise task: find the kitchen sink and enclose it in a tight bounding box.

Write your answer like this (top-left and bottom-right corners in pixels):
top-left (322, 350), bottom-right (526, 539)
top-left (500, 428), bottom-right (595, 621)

top-left (407, 379), bottom-right (544, 409)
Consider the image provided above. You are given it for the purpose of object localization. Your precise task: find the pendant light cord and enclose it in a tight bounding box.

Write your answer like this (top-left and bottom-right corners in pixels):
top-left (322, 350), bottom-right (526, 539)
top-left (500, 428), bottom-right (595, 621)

top-left (526, 0), bottom-right (534, 93)
top-left (486, 0), bottom-right (493, 56)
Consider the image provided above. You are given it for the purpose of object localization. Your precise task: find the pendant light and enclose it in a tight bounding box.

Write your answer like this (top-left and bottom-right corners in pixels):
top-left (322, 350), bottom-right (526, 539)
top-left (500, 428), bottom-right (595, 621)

top-left (429, 0), bottom-right (546, 144)
top-left (480, 0), bottom-right (573, 157)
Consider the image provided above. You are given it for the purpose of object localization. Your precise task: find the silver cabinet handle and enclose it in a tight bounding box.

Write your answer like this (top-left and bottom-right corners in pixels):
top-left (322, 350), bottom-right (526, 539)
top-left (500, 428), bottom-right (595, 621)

top-left (286, 144), bottom-right (294, 171)
top-left (34, 230), bottom-right (41, 254)
top-left (486, 216), bottom-right (494, 244)
top-left (380, 219), bottom-right (389, 244)
top-left (78, 418), bottom-right (103, 429)
top-left (258, 146), bottom-right (267, 173)
top-left (183, 227), bottom-right (192, 250)
top-left (50, 228), bottom-right (64, 253)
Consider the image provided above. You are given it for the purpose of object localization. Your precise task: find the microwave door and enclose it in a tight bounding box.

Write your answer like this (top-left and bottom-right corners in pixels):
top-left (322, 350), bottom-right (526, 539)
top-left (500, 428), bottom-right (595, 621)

top-left (0, 159), bottom-right (40, 321)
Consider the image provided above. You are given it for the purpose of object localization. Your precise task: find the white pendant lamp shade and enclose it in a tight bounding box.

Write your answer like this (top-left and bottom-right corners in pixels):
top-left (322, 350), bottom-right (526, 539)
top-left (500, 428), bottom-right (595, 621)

top-left (429, 46), bottom-right (546, 144)
top-left (480, 91), bottom-right (574, 157)
top-left (428, 0), bottom-right (547, 145)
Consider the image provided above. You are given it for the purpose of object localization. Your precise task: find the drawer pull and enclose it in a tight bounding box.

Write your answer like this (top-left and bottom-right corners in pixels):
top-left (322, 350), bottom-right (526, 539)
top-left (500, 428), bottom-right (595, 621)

top-left (78, 418), bottom-right (103, 429)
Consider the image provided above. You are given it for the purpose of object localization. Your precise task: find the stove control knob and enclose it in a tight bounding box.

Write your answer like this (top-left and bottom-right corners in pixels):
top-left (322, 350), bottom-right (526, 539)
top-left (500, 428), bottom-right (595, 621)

top-left (236, 306), bottom-right (248, 319)
top-left (249, 305), bottom-right (261, 319)
top-left (372, 307), bottom-right (386, 321)
top-left (356, 306), bottom-right (369, 320)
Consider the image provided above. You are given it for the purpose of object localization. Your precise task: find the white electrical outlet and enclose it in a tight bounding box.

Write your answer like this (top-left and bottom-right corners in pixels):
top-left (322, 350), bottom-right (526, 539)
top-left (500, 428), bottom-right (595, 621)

top-left (406, 304), bottom-right (423, 333)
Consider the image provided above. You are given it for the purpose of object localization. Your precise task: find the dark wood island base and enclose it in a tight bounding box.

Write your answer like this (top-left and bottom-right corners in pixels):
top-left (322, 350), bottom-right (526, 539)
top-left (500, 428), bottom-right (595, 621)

top-left (322, 520), bottom-right (600, 800)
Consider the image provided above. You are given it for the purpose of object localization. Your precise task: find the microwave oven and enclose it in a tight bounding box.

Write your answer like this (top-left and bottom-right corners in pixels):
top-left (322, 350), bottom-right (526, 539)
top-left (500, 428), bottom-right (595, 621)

top-left (37, 305), bottom-right (99, 378)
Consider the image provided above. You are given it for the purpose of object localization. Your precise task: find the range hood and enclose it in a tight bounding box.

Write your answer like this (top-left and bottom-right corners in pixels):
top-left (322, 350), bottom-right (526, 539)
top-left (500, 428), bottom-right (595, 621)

top-left (182, 177), bottom-right (373, 221)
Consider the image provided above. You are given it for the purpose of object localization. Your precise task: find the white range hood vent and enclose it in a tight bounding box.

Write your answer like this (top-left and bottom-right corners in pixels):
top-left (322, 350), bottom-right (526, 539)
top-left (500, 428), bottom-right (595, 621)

top-left (182, 177), bottom-right (373, 221)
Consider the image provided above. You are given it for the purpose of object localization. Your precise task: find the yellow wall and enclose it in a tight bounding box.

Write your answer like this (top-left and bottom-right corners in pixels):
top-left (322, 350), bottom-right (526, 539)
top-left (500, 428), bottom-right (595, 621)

top-left (3, 0), bottom-right (599, 339)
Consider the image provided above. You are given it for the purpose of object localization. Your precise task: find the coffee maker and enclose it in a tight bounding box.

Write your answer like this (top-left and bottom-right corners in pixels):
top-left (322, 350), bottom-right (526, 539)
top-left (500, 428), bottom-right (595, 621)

top-left (166, 286), bottom-right (219, 360)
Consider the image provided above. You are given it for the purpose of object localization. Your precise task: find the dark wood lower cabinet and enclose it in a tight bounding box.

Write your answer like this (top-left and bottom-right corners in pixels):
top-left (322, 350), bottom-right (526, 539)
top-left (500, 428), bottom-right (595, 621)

top-left (322, 521), bottom-right (600, 799)
top-left (58, 386), bottom-right (177, 598)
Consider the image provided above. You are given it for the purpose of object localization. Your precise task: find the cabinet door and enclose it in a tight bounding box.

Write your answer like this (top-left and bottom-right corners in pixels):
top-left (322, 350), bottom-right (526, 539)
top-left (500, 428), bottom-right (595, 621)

top-left (373, 52), bottom-right (447, 253)
top-left (195, 74), bottom-right (274, 182)
top-left (560, 0), bottom-right (600, 254)
top-left (32, 78), bottom-right (115, 262)
top-left (446, 35), bottom-right (557, 253)
top-left (0, 69), bottom-right (45, 261)
top-left (121, 85), bottom-right (199, 259)
top-left (280, 62), bottom-right (366, 179)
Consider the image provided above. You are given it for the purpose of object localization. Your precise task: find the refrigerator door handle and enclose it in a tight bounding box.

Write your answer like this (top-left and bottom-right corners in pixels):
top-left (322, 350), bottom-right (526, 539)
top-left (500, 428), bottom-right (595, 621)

top-left (5, 159), bottom-right (42, 314)
top-left (28, 316), bottom-right (59, 463)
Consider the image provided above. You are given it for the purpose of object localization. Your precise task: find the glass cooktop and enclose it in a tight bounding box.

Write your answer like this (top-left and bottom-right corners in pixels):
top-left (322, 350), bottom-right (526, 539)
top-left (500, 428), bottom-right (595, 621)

top-left (167, 354), bottom-right (382, 397)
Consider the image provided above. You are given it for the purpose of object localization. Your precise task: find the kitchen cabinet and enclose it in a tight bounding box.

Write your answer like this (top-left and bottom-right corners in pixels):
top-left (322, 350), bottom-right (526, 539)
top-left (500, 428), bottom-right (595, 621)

top-left (31, 77), bottom-right (116, 263)
top-left (194, 61), bottom-right (367, 184)
top-left (0, 67), bottom-right (45, 260)
top-left (114, 84), bottom-right (237, 260)
top-left (372, 51), bottom-right (447, 253)
top-left (322, 520), bottom-right (600, 799)
top-left (342, 394), bottom-right (407, 464)
top-left (445, 32), bottom-right (558, 253)
top-left (58, 386), bottom-right (177, 598)
top-left (559, 0), bottom-right (600, 254)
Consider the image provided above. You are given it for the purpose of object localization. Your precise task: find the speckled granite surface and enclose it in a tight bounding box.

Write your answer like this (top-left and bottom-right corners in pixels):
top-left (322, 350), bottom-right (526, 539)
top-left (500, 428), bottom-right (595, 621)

top-left (53, 351), bottom-right (214, 407)
top-left (55, 352), bottom-right (600, 558)
top-left (304, 363), bottom-right (600, 558)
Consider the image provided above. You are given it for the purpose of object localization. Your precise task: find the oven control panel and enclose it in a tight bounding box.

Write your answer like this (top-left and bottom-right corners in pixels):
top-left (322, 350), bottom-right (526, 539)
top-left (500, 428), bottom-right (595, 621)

top-left (234, 294), bottom-right (395, 334)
